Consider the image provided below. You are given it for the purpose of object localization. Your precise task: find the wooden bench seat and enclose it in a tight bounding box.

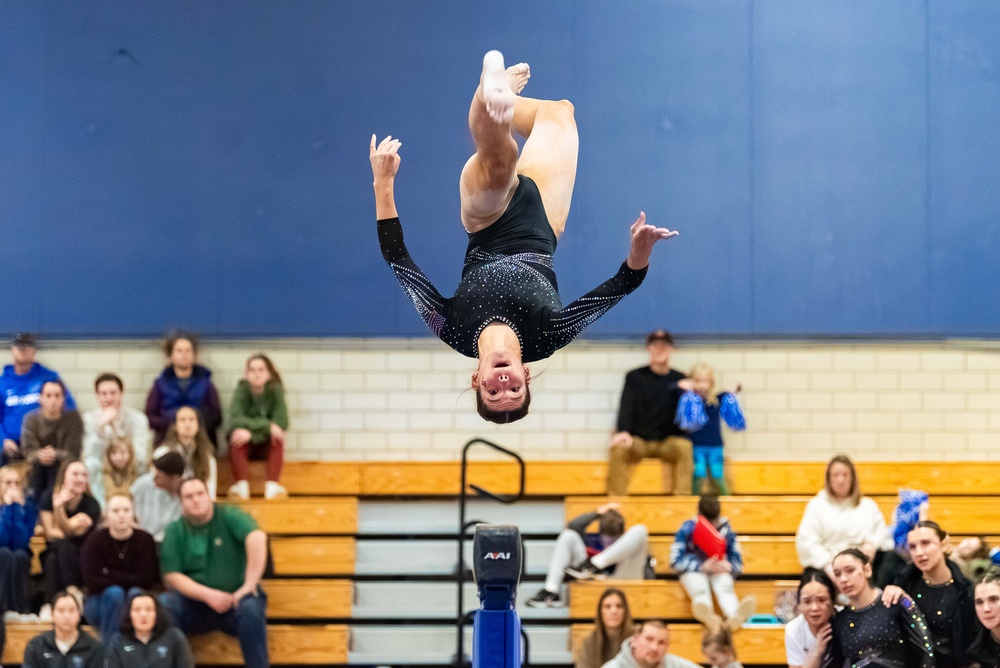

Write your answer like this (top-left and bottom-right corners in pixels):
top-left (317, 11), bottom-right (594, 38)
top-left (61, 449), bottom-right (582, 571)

top-left (270, 536), bottom-right (356, 575)
top-left (571, 623), bottom-right (785, 664)
top-left (566, 495), bottom-right (1000, 535)
top-left (728, 461), bottom-right (1000, 496)
top-left (568, 580), bottom-right (798, 619)
top-left (221, 460), bottom-right (1000, 497)
top-left (263, 579), bottom-right (352, 618)
top-left (1, 624), bottom-right (349, 665)
top-left (218, 462), bottom-right (361, 496)
top-left (234, 497), bottom-right (358, 535)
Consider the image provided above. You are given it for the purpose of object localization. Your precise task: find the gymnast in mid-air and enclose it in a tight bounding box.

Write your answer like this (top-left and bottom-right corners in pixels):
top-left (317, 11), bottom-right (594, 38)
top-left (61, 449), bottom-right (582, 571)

top-left (371, 50), bottom-right (678, 423)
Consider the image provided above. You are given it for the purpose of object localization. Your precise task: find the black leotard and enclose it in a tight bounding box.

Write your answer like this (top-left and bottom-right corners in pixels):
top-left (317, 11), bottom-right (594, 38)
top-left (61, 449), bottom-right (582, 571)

top-left (378, 176), bottom-right (647, 362)
top-left (823, 592), bottom-right (935, 668)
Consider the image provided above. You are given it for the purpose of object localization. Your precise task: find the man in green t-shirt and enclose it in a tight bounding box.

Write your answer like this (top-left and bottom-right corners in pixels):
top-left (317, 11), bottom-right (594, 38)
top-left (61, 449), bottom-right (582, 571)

top-left (159, 477), bottom-right (270, 668)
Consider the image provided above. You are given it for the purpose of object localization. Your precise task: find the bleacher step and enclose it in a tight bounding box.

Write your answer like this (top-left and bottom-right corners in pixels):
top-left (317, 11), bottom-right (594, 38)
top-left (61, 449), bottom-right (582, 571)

top-left (358, 499), bottom-right (565, 535)
top-left (355, 538), bottom-right (555, 576)
top-left (352, 582), bottom-right (568, 620)
top-left (349, 625), bottom-right (571, 665)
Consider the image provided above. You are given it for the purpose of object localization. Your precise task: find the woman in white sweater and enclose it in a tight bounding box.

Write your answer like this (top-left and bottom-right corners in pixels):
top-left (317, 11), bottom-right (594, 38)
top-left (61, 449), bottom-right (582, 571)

top-left (795, 454), bottom-right (902, 588)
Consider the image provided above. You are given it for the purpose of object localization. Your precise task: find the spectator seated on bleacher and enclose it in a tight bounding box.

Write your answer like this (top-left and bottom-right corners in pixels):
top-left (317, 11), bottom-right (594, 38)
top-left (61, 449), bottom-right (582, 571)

top-left (700, 627), bottom-right (743, 668)
top-left (600, 619), bottom-right (700, 668)
top-left (145, 332), bottom-right (221, 447)
top-left (575, 588), bottom-right (635, 668)
top-left (104, 590), bottom-right (195, 668)
top-left (38, 459), bottom-right (102, 621)
top-left (607, 330), bottom-right (693, 496)
top-left (825, 548), bottom-right (935, 668)
top-left (784, 569), bottom-right (835, 668)
top-left (22, 590), bottom-right (104, 668)
top-left (669, 496), bottom-right (754, 630)
top-left (880, 520), bottom-right (977, 668)
top-left (160, 477), bottom-right (270, 668)
top-left (225, 354), bottom-right (289, 501)
top-left (98, 437), bottom-right (140, 508)
top-left (527, 503), bottom-right (649, 609)
top-left (970, 569), bottom-right (1000, 668)
top-left (1, 464), bottom-right (38, 621)
top-left (161, 407), bottom-right (218, 499)
top-left (80, 494), bottom-right (160, 641)
top-left (131, 447), bottom-right (185, 542)
top-left (83, 372), bottom-right (151, 506)
top-left (795, 454), bottom-right (903, 589)
top-left (21, 379), bottom-right (83, 501)
top-left (1, 332), bottom-right (77, 467)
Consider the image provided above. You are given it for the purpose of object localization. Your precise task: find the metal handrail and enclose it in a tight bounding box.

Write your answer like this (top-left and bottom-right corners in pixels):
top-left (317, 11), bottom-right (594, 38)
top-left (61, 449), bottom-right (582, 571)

top-left (455, 438), bottom-right (526, 667)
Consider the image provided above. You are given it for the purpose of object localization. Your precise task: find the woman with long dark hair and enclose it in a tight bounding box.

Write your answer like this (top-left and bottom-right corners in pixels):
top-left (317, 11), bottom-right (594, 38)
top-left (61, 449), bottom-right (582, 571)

top-left (104, 591), bottom-right (194, 667)
top-left (823, 548), bottom-right (934, 668)
top-left (881, 521), bottom-right (977, 667)
top-left (574, 588), bottom-right (634, 668)
top-left (785, 568), bottom-right (836, 668)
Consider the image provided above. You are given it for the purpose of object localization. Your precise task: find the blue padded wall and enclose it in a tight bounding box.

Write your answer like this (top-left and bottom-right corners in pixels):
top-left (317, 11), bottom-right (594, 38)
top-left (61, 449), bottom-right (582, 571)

top-left (0, 1), bottom-right (997, 337)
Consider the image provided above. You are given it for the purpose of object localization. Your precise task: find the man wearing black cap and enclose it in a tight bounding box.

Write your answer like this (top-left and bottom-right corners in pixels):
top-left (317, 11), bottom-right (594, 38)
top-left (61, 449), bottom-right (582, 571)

top-left (131, 446), bottom-right (185, 542)
top-left (0, 333), bottom-right (76, 466)
top-left (607, 329), bottom-right (693, 495)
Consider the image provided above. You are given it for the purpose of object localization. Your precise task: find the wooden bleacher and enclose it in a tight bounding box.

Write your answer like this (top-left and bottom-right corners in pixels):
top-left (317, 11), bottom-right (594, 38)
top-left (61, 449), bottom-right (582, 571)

top-left (571, 623), bottom-right (786, 663)
top-left (565, 494), bottom-right (1000, 535)
top-left (1, 624), bottom-right (349, 665)
top-left (568, 580), bottom-right (799, 618)
top-left (220, 459), bottom-right (1000, 497)
top-left (7, 459), bottom-right (998, 667)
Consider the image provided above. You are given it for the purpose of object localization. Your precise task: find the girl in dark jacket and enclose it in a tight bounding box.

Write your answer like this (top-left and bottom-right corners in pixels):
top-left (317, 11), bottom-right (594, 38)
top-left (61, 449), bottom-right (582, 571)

top-left (21, 590), bottom-right (103, 668)
top-left (969, 569), bottom-right (1000, 668)
top-left (103, 591), bottom-right (194, 668)
top-left (881, 521), bottom-right (977, 667)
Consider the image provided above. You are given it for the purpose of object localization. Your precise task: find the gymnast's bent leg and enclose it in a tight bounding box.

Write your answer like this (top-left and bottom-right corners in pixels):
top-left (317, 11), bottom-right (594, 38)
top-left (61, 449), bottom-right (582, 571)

top-left (459, 50), bottom-right (526, 233)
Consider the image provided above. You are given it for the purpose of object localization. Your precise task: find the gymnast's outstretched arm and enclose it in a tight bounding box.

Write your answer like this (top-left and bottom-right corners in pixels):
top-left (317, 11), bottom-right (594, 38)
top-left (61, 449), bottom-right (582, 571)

top-left (371, 134), bottom-right (448, 334)
top-left (548, 212), bottom-right (678, 336)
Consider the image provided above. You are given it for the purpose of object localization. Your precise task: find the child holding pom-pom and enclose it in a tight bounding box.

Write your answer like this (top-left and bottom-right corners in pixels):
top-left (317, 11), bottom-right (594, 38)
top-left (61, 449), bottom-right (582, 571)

top-left (676, 363), bottom-right (745, 495)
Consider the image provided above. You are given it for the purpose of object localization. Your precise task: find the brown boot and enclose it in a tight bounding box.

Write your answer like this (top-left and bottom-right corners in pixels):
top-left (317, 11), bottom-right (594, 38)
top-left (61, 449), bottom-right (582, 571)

top-left (692, 600), bottom-right (724, 632)
top-left (726, 595), bottom-right (757, 631)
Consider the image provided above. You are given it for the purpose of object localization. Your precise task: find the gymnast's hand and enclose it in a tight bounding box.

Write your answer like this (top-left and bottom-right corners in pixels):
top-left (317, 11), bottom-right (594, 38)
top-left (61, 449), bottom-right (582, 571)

top-left (626, 212), bottom-right (679, 270)
top-left (370, 134), bottom-right (402, 185)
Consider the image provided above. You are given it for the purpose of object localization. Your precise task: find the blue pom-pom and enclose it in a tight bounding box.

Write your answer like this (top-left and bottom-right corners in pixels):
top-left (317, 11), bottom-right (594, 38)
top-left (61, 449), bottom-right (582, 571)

top-left (890, 489), bottom-right (929, 551)
top-left (676, 391), bottom-right (708, 431)
top-left (720, 393), bottom-right (746, 431)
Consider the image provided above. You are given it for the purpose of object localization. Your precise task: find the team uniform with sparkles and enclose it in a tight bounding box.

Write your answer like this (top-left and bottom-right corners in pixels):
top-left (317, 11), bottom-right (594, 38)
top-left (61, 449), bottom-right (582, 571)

top-left (378, 176), bottom-right (647, 362)
top-left (823, 591), bottom-right (935, 668)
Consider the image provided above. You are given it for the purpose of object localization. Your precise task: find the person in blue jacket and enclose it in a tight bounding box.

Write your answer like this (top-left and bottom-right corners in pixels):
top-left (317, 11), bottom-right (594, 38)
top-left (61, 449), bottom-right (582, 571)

top-left (1, 464), bottom-right (38, 618)
top-left (145, 332), bottom-right (221, 447)
top-left (1, 333), bottom-right (76, 466)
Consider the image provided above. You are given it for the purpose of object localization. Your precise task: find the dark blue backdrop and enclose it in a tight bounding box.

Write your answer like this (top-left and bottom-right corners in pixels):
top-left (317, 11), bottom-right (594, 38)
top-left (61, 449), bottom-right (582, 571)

top-left (1, 1), bottom-right (997, 338)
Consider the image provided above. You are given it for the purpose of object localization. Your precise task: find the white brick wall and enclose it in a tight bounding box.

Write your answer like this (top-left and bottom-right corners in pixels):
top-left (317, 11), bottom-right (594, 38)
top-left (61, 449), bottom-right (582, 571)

top-left (27, 338), bottom-right (1000, 462)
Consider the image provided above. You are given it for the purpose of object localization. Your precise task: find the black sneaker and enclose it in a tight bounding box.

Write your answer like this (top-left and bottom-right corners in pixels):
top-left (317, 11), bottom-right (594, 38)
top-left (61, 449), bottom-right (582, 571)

top-left (565, 558), bottom-right (607, 581)
top-left (525, 589), bottom-right (562, 608)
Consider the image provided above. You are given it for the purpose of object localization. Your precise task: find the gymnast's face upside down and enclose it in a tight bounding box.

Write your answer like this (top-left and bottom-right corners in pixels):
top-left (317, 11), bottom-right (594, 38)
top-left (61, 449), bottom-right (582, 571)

top-left (471, 350), bottom-right (531, 424)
